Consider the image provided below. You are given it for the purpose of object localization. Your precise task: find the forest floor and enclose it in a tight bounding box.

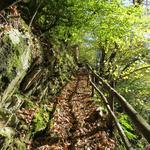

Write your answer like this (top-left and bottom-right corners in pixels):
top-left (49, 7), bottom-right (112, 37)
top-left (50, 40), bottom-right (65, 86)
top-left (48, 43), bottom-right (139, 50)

top-left (31, 70), bottom-right (116, 150)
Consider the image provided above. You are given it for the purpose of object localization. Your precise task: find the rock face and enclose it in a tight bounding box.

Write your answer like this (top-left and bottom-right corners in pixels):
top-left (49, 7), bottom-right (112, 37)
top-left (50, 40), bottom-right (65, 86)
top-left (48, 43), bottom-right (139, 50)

top-left (1, 28), bottom-right (32, 102)
top-left (0, 9), bottom-right (76, 149)
top-left (0, 17), bottom-right (35, 149)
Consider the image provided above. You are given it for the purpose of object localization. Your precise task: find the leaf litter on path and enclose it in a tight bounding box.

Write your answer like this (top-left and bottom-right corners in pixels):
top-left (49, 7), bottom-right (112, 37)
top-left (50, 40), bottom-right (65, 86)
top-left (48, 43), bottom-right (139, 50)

top-left (31, 71), bottom-right (115, 150)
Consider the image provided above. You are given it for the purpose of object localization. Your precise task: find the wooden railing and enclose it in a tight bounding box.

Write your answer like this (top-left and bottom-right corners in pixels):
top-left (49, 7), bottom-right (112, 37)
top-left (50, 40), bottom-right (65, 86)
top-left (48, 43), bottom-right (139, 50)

top-left (87, 65), bottom-right (150, 149)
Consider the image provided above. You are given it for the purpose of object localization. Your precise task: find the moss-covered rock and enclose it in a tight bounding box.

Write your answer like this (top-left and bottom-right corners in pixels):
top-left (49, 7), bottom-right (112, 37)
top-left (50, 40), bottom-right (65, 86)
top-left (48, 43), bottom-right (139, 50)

top-left (0, 7), bottom-right (77, 149)
top-left (0, 18), bottom-right (41, 149)
top-left (0, 28), bottom-right (31, 98)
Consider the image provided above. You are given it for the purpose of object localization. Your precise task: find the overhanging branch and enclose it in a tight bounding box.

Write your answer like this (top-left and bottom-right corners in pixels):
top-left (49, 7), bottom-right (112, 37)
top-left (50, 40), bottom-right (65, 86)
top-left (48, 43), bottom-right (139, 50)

top-left (122, 65), bottom-right (150, 78)
top-left (0, 0), bottom-right (22, 11)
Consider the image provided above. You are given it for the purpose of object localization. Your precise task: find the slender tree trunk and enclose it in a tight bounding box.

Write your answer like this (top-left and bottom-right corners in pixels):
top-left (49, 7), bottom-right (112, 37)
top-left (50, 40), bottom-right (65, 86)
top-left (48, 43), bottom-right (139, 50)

top-left (133, 0), bottom-right (143, 5)
top-left (99, 47), bottom-right (105, 77)
top-left (137, 0), bottom-right (143, 4)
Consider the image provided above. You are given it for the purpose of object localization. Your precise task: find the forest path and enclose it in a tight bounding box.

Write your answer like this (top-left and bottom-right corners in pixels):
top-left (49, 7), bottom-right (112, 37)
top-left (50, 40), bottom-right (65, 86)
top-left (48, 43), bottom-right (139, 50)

top-left (31, 69), bottom-right (115, 150)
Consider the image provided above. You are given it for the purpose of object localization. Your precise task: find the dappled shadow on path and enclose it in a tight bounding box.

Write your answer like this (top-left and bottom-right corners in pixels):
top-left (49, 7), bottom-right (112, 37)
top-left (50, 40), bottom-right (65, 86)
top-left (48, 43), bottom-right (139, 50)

top-left (31, 70), bottom-right (115, 150)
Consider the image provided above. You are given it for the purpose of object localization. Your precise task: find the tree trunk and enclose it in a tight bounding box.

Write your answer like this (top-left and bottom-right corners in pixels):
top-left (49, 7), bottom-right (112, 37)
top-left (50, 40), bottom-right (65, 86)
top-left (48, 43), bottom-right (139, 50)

top-left (99, 47), bottom-right (105, 77)
top-left (137, 0), bottom-right (143, 4)
top-left (133, 0), bottom-right (143, 5)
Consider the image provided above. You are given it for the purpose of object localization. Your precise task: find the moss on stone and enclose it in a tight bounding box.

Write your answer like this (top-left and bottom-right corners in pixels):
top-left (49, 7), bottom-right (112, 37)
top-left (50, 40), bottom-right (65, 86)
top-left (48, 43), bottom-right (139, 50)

top-left (0, 26), bottom-right (33, 94)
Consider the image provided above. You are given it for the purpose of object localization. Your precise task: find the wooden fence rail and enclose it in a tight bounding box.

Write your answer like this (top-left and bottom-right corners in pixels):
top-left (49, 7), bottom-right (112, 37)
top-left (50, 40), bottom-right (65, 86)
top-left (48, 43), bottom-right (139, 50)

top-left (87, 64), bottom-right (150, 145)
top-left (90, 78), bottom-right (133, 150)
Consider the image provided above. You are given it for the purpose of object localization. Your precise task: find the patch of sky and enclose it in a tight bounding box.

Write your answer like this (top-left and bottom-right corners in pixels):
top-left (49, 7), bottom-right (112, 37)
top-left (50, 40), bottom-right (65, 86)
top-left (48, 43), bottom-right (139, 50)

top-left (121, 0), bottom-right (150, 7)
top-left (121, 0), bottom-right (133, 6)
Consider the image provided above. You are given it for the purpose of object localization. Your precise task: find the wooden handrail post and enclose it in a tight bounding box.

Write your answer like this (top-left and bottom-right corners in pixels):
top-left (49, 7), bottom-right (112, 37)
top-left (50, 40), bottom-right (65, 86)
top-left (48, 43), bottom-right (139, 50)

top-left (108, 80), bottom-right (115, 112)
top-left (91, 73), bottom-right (95, 97)
top-left (90, 80), bottom-right (133, 150)
top-left (107, 88), bottom-right (115, 135)
top-left (87, 73), bottom-right (90, 87)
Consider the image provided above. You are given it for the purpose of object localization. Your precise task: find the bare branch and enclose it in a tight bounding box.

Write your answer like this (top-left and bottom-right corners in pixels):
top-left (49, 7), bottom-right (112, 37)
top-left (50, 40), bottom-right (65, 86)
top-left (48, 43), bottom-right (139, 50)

top-left (121, 57), bottom-right (139, 72)
top-left (29, 2), bottom-right (41, 28)
top-left (0, 0), bottom-right (22, 11)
